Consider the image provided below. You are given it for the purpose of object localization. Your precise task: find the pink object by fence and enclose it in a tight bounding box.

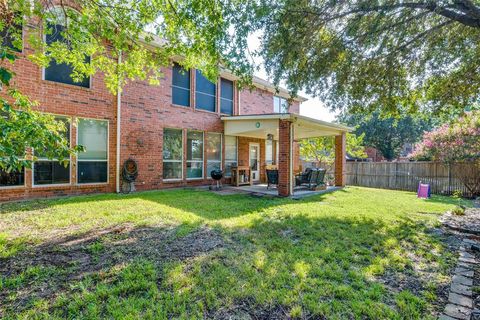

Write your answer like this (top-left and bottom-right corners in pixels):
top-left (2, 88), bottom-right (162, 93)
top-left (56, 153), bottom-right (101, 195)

top-left (417, 182), bottom-right (431, 198)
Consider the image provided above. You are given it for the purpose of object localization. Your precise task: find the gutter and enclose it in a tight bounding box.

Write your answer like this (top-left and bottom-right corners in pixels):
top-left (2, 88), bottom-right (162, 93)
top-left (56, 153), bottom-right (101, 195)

top-left (116, 51), bottom-right (122, 193)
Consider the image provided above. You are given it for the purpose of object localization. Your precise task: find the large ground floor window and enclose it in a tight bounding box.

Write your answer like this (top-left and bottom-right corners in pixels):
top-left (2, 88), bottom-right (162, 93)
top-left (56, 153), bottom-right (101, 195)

top-left (163, 128), bottom-right (183, 180)
top-left (77, 118), bottom-right (108, 184)
top-left (224, 136), bottom-right (237, 177)
top-left (206, 132), bottom-right (222, 177)
top-left (187, 130), bottom-right (204, 179)
top-left (34, 116), bottom-right (71, 185)
top-left (0, 168), bottom-right (24, 187)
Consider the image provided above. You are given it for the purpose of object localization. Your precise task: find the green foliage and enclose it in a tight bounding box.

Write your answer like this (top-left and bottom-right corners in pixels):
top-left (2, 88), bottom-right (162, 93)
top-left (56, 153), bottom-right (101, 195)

top-left (300, 133), bottom-right (367, 164)
top-left (255, 1), bottom-right (480, 116)
top-left (339, 111), bottom-right (431, 161)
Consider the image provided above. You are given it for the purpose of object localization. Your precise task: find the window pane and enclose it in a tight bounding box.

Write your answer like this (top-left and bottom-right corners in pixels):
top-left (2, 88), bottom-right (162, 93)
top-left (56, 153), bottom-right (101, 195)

top-left (172, 86), bottom-right (190, 107)
top-left (163, 162), bottom-right (182, 180)
top-left (44, 24), bottom-right (90, 88)
top-left (195, 70), bottom-right (216, 111)
top-left (0, 168), bottom-right (24, 187)
top-left (36, 117), bottom-right (70, 159)
top-left (225, 136), bottom-right (237, 162)
top-left (224, 161), bottom-right (237, 177)
top-left (172, 64), bottom-right (190, 107)
top-left (281, 98), bottom-right (289, 113)
top-left (221, 78), bottom-right (233, 99)
top-left (187, 131), bottom-right (203, 161)
top-left (1, 20), bottom-right (22, 51)
top-left (163, 129), bottom-right (183, 160)
top-left (221, 98), bottom-right (233, 115)
top-left (172, 64), bottom-right (190, 89)
top-left (266, 140), bottom-right (273, 165)
top-left (78, 119), bottom-right (108, 160)
top-left (195, 70), bottom-right (216, 94)
top-left (34, 161), bottom-right (70, 185)
top-left (195, 92), bottom-right (216, 112)
top-left (274, 96), bottom-right (280, 113)
top-left (207, 133), bottom-right (221, 161)
top-left (78, 161), bottom-right (108, 183)
top-left (207, 162), bottom-right (221, 177)
top-left (187, 162), bottom-right (203, 179)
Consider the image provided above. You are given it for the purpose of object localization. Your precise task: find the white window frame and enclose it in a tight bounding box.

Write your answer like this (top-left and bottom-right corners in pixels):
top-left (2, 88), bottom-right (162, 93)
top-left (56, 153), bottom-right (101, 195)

top-left (206, 132), bottom-right (222, 179)
top-left (186, 130), bottom-right (204, 180)
top-left (171, 63), bottom-right (191, 107)
top-left (33, 115), bottom-right (72, 187)
top-left (195, 70), bottom-right (217, 113)
top-left (76, 117), bottom-right (109, 185)
top-left (274, 96), bottom-right (289, 114)
top-left (220, 78), bottom-right (234, 115)
top-left (224, 136), bottom-right (238, 178)
top-left (162, 128), bottom-right (184, 182)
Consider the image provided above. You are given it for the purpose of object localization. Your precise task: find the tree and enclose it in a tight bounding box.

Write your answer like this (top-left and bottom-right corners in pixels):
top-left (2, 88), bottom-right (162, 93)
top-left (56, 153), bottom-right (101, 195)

top-left (0, 0), bottom-right (255, 170)
top-left (339, 111), bottom-right (431, 161)
top-left (300, 133), bottom-right (367, 164)
top-left (255, 1), bottom-right (480, 116)
top-left (410, 111), bottom-right (480, 196)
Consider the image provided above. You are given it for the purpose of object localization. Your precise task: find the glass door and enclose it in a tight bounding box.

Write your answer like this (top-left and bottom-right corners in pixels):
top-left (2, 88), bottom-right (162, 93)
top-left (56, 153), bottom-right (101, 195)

top-left (249, 143), bottom-right (260, 182)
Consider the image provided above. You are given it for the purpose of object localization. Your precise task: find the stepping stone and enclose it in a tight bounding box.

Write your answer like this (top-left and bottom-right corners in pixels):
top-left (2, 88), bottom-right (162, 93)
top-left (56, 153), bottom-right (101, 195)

top-left (459, 256), bottom-right (478, 264)
top-left (458, 262), bottom-right (476, 269)
top-left (439, 315), bottom-right (456, 320)
top-left (452, 274), bottom-right (474, 286)
top-left (454, 268), bottom-right (475, 278)
top-left (448, 292), bottom-right (473, 308)
top-left (460, 251), bottom-right (475, 259)
top-left (451, 282), bottom-right (473, 297)
top-left (463, 239), bottom-right (479, 245)
top-left (444, 303), bottom-right (472, 320)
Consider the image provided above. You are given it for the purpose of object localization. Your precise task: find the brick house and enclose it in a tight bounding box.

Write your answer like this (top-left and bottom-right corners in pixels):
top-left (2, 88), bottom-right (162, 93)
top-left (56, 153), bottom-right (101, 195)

top-left (0, 23), bottom-right (349, 201)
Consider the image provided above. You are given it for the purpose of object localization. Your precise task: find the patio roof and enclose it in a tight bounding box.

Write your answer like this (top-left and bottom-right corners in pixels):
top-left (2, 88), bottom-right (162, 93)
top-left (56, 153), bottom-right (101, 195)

top-left (221, 113), bottom-right (353, 140)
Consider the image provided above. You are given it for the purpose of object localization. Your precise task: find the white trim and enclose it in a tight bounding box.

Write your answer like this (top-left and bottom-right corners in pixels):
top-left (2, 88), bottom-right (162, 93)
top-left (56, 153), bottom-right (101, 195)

top-left (76, 117), bottom-right (109, 185)
top-left (289, 124), bottom-right (294, 196)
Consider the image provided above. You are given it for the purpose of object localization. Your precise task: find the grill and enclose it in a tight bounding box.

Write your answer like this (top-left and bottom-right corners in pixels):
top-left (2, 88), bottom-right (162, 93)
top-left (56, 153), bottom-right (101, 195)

top-left (210, 169), bottom-right (223, 190)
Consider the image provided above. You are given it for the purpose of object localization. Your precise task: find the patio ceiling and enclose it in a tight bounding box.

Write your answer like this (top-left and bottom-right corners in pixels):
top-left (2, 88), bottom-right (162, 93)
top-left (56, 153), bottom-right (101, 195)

top-left (221, 113), bottom-right (352, 140)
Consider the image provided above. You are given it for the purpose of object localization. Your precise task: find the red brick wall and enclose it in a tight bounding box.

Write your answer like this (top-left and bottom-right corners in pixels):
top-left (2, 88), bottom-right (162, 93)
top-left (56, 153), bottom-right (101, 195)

top-left (278, 120), bottom-right (292, 196)
top-left (240, 87), bottom-right (300, 115)
top-left (0, 27), bottom-right (303, 201)
top-left (0, 26), bottom-right (117, 202)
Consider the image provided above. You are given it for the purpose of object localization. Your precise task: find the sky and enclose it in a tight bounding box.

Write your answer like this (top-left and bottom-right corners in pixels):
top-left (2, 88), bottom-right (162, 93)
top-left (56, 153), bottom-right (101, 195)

top-left (247, 33), bottom-right (337, 122)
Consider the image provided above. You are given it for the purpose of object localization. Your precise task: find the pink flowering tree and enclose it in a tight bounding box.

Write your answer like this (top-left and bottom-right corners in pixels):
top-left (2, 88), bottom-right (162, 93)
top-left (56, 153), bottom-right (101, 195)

top-left (410, 111), bottom-right (480, 197)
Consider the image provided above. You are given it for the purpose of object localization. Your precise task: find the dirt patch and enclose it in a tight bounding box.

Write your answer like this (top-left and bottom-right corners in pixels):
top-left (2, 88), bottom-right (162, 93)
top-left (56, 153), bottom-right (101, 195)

top-left (0, 224), bottom-right (227, 315)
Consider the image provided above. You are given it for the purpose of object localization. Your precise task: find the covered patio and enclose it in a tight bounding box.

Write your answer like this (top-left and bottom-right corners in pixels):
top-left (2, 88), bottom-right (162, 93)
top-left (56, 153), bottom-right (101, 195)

top-left (221, 113), bottom-right (352, 197)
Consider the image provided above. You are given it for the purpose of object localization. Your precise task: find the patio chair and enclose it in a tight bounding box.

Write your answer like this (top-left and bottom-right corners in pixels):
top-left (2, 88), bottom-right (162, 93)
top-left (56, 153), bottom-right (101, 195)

top-left (296, 168), bottom-right (327, 190)
top-left (295, 168), bottom-right (312, 187)
top-left (266, 169), bottom-right (278, 189)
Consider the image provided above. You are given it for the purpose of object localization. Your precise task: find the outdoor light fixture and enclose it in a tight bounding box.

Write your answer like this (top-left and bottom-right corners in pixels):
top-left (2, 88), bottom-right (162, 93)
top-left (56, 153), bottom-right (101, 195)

top-left (267, 133), bottom-right (274, 141)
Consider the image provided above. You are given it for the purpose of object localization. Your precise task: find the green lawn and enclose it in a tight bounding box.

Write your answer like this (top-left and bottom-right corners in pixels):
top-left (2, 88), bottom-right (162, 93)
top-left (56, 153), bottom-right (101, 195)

top-left (0, 187), bottom-right (469, 319)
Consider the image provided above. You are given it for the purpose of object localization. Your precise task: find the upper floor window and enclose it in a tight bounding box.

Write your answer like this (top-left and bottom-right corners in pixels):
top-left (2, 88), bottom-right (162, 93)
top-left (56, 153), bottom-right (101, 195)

top-left (274, 96), bottom-right (289, 113)
top-left (44, 23), bottom-right (90, 88)
top-left (195, 70), bottom-right (216, 112)
top-left (172, 63), bottom-right (190, 107)
top-left (1, 18), bottom-right (23, 52)
top-left (220, 78), bottom-right (234, 115)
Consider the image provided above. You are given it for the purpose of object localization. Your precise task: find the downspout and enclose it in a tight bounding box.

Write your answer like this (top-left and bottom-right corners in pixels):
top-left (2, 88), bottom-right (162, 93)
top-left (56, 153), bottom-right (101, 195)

top-left (115, 51), bottom-right (122, 193)
top-left (289, 126), bottom-right (293, 196)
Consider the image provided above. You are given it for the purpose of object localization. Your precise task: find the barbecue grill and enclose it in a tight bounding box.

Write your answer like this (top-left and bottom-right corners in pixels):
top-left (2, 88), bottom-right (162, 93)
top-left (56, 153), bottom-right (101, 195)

top-left (210, 169), bottom-right (223, 190)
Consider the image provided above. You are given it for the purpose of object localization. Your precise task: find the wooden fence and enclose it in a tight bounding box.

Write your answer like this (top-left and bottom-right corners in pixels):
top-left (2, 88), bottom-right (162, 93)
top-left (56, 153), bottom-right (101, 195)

top-left (345, 161), bottom-right (479, 198)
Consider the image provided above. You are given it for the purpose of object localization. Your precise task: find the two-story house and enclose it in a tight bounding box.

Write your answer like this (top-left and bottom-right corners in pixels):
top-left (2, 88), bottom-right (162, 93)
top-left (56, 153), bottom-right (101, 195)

top-left (0, 21), bottom-right (349, 202)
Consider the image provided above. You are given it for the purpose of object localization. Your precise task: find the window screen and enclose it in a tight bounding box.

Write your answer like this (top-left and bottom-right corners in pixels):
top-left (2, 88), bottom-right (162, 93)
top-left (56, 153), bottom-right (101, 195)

top-left (220, 78), bottom-right (233, 115)
top-left (187, 130), bottom-right (203, 179)
top-left (77, 118), bottom-right (108, 183)
top-left (44, 24), bottom-right (90, 88)
top-left (172, 63), bottom-right (190, 107)
top-left (163, 128), bottom-right (183, 180)
top-left (195, 70), bottom-right (216, 112)
top-left (206, 133), bottom-right (222, 176)
top-left (224, 136), bottom-right (237, 177)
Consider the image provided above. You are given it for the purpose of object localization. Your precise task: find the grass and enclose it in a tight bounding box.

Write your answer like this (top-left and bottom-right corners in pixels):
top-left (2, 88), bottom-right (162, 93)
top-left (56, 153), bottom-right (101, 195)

top-left (0, 187), bottom-right (470, 319)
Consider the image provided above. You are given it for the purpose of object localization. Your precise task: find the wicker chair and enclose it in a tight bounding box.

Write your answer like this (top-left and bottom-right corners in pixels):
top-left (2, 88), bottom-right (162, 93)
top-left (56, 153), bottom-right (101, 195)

top-left (266, 169), bottom-right (278, 189)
